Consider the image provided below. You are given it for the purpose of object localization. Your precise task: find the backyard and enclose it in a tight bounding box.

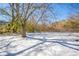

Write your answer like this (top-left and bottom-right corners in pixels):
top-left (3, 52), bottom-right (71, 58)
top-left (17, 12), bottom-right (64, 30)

top-left (0, 3), bottom-right (79, 56)
top-left (0, 32), bottom-right (79, 56)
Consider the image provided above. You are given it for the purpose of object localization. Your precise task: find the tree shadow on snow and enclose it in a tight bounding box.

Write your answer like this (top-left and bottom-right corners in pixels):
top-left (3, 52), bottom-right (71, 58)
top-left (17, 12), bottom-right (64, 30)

top-left (5, 40), bottom-right (46, 56)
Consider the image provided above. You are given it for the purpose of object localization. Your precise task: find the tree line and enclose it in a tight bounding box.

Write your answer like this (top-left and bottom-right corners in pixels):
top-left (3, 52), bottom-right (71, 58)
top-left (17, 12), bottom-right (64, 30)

top-left (0, 3), bottom-right (79, 37)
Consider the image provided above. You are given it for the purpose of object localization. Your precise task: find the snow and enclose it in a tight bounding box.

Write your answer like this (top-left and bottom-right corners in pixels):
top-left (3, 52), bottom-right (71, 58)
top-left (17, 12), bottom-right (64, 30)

top-left (0, 32), bottom-right (79, 56)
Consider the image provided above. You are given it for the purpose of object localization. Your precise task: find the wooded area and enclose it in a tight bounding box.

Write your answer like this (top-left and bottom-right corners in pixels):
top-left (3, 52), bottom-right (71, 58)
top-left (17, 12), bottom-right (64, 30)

top-left (0, 3), bottom-right (79, 37)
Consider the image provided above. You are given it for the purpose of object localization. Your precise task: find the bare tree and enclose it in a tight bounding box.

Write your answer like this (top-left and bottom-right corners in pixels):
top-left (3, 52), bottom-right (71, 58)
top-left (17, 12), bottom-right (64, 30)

top-left (0, 4), bottom-right (46, 36)
top-left (0, 3), bottom-right (56, 37)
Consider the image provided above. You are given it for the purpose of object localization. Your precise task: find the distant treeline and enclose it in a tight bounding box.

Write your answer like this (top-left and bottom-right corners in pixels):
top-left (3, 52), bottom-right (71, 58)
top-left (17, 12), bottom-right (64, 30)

top-left (0, 3), bottom-right (79, 37)
top-left (0, 16), bottom-right (79, 34)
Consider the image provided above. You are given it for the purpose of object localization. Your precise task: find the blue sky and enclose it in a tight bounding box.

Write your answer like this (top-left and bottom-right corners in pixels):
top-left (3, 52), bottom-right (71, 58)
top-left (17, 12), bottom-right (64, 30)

top-left (0, 3), bottom-right (79, 22)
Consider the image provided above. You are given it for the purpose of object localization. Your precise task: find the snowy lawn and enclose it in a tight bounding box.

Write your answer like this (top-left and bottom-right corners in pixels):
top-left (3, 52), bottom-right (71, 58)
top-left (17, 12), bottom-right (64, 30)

top-left (0, 32), bottom-right (79, 56)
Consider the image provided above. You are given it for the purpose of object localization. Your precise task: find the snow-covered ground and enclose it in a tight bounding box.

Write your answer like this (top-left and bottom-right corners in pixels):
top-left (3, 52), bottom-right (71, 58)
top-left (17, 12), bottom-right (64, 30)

top-left (0, 32), bottom-right (79, 56)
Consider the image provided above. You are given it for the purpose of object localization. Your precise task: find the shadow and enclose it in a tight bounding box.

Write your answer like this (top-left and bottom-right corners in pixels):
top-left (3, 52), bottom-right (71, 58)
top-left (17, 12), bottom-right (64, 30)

top-left (27, 33), bottom-right (48, 36)
top-left (57, 42), bottom-right (79, 51)
top-left (26, 36), bottom-right (79, 51)
top-left (1, 35), bottom-right (79, 56)
top-left (26, 44), bottom-right (53, 56)
top-left (46, 40), bottom-right (79, 51)
top-left (26, 36), bottom-right (78, 42)
top-left (5, 41), bottom-right (45, 56)
top-left (61, 42), bottom-right (79, 46)
top-left (26, 36), bottom-right (48, 44)
top-left (0, 40), bottom-right (17, 56)
top-left (0, 40), bottom-right (15, 49)
top-left (48, 40), bottom-right (79, 46)
top-left (26, 36), bottom-right (44, 41)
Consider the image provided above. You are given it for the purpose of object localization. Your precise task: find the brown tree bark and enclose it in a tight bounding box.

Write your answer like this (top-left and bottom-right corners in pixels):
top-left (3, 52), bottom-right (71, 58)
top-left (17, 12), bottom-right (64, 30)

top-left (21, 23), bottom-right (26, 37)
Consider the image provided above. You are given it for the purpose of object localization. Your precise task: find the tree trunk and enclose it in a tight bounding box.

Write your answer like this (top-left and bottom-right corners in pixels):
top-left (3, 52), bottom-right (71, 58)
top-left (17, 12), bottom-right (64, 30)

top-left (21, 23), bottom-right (26, 37)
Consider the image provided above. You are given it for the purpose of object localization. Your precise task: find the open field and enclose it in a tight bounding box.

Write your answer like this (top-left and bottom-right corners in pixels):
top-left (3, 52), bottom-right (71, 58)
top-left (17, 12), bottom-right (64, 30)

top-left (0, 32), bottom-right (79, 56)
